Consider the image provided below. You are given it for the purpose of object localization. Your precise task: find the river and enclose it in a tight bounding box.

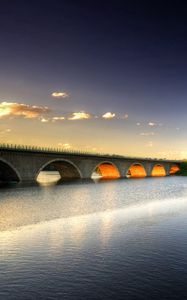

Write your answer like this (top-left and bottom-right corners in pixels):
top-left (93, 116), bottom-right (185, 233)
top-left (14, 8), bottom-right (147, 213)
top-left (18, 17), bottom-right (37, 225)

top-left (1, 176), bottom-right (187, 299)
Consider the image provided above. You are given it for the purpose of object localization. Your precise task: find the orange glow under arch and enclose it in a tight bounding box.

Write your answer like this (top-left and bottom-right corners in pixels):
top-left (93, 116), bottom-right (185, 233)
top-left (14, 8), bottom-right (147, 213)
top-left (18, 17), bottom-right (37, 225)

top-left (127, 164), bottom-right (147, 178)
top-left (95, 163), bottom-right (120, 179)
top-left (151, 164), bottom-right (166, 177)
top-left (170, 165), bottom-right (180, 175)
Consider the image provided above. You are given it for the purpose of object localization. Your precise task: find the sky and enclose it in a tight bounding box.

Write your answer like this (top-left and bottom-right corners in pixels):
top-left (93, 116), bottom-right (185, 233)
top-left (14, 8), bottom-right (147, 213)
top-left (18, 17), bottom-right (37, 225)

top-left (0, 0), bottom-right (187, 159)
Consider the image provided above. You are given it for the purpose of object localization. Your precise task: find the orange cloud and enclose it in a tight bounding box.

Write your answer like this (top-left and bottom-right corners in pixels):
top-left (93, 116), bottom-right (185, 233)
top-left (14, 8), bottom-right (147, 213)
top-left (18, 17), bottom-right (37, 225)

top-left (0, 102), bottom-right (50, 119)
top-left (51, 91), bottom-right (69, 99)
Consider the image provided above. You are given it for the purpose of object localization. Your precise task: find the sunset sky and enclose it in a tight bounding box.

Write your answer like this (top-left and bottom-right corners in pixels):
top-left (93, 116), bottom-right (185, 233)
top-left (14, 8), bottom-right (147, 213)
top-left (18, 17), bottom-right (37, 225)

top-left (0, 1), bottom-right (187, 159)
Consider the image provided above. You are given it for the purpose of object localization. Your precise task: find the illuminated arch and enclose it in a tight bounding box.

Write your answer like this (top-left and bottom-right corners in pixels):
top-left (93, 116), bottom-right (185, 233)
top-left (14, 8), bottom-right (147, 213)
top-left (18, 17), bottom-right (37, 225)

top-left (151, 164), bottom-right (166, 177)
top-left (126, 163), bottom-right (147, 178)
top-left (0, 158), bottom-right (21, 182)
top-left (170, 164), bottom-right (180, 175)
top-left (36, 159), bottom-right (82, 182)
top-left (92, 161), bottom-right (120, 179)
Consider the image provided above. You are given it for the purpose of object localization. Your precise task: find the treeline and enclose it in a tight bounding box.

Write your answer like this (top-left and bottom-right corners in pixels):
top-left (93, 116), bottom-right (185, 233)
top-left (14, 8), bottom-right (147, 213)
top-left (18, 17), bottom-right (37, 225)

top-left (177, 162), bottom-right (187, 175)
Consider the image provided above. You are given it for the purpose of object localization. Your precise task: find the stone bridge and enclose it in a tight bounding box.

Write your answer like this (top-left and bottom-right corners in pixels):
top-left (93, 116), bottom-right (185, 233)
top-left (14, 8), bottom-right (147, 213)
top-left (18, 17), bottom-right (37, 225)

top-left (0, 146), bottom-right (181, 183)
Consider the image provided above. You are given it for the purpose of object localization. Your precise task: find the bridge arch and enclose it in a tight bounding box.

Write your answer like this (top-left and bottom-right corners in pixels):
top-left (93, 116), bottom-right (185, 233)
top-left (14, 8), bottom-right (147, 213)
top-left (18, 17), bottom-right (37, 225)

top-left (0, 158), bottom-right (21, 183)
top-left (36, 159), bottom-right (82, 183)
top-left (126, 163), bottom-right (147, 178)
top-left (91, 161), bottom-right (120, 179)
top-left (170, 164), bottom-right (180, 175)
top-left (151, 164), bottom-right (166, 177)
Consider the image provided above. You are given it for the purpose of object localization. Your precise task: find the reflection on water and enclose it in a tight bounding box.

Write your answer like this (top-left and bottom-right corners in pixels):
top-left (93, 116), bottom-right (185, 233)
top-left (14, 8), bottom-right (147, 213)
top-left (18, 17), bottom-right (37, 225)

top-left (2, 176), bottom-right (184, 232)
top-left (37, 171), bottom-right (61, 184)
top-left (1, 177), bottom-right (187, 299)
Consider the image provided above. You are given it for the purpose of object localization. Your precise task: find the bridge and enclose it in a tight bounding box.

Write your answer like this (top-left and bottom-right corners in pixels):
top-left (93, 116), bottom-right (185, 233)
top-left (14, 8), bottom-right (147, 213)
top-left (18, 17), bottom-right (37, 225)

top-left (0, 144), bottom-right (181, 184)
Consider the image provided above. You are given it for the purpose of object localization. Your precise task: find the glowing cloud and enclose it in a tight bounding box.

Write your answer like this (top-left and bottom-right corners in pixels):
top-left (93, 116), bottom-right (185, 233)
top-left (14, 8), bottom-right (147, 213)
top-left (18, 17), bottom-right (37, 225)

top-left (102, 112), bottom-right (116, 119)
top-left (148, 122), bottom-right (156, 126)
top-left (148, 122), bottom-right (164, 127)
top-left (41, 118), bottom-right (49, 123)
top-left (52, 116), bottom-right (65, 121)
top-left (68, 111), bottom-right (91, 120)
top-left (51, 91), bottom-right (69, 99)
top-left (0, 102), bottom-right (50, 119)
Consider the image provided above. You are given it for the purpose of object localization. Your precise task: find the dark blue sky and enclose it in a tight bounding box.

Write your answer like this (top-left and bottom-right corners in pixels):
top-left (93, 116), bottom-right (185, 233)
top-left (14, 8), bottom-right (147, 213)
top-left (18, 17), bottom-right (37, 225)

top-left (0, 1), bottom-right (187, 158)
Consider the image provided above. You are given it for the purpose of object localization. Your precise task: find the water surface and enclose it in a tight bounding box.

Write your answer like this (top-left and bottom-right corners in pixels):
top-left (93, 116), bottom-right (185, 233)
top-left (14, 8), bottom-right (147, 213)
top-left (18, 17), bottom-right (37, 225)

top-left (1, 177), bottom-right (187, 299)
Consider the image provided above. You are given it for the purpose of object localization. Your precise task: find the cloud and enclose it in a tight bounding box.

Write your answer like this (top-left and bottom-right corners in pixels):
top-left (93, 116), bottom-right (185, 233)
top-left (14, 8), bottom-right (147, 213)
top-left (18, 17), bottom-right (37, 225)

top-left (0, 128), bottom-right (12, 135)
top-left (148, 122), bottom-right (156, 126)
top-left (68, 111), bottom-right (92, 120)
top-left (0, 102), bottom-right (50, 119)
top-left (51, 91), bottom-right (69, 99)
top-left (102, 112), bottom-right (116, 119)
top-left (140, 132), bottom-right (155, 136)
top-left (148, 122), bottom-right (164, 127)
top-left (41, 117), bottom-right (49, 123)
top-left (52, 116), bottom-right (65, 121)
top-left (148, 121), bottom-right (163, 126)
top-left (40, 112), bottom-right (92, 122)
top-left (0, 102), bottom-right (130, 125)
top-left (121, 114), bottom-right (128, 119)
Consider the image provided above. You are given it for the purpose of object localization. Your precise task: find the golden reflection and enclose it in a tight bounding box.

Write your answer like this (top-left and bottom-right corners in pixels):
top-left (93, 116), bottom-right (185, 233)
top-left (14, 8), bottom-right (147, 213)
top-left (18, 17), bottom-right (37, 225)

top-left (97, 181), bottom-right (117, 246)
top-left (99, 212), bottom-right (114, 247)
top-left (151, 165), bottom-right (166, 177)
top-left (46, 223), bottom-right (65, 255)
top-left (127, 164), bottom-right (146, 178)
top-left (66, 216), bottom-right (87, 246)
top-left (2, 196), bottom-right (187, 258)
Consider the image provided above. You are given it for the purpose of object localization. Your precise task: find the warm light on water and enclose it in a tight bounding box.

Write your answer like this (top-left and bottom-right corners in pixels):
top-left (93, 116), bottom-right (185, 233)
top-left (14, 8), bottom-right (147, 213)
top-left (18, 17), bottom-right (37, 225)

top-left (1, 177), bottom-right (187, 299)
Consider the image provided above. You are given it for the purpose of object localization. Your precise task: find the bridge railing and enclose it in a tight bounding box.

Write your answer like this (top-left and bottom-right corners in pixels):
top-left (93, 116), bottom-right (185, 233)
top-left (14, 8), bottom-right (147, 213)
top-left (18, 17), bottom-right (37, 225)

top-left (0, 143), bottom-right (121, 157)
top-left (0, 143), bottom-right (182, 162)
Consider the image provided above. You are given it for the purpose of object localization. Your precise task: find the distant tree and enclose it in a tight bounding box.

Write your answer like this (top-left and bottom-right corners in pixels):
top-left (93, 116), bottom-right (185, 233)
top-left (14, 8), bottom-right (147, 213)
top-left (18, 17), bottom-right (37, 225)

top-left (177, 162), bottom-right (187, 175)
